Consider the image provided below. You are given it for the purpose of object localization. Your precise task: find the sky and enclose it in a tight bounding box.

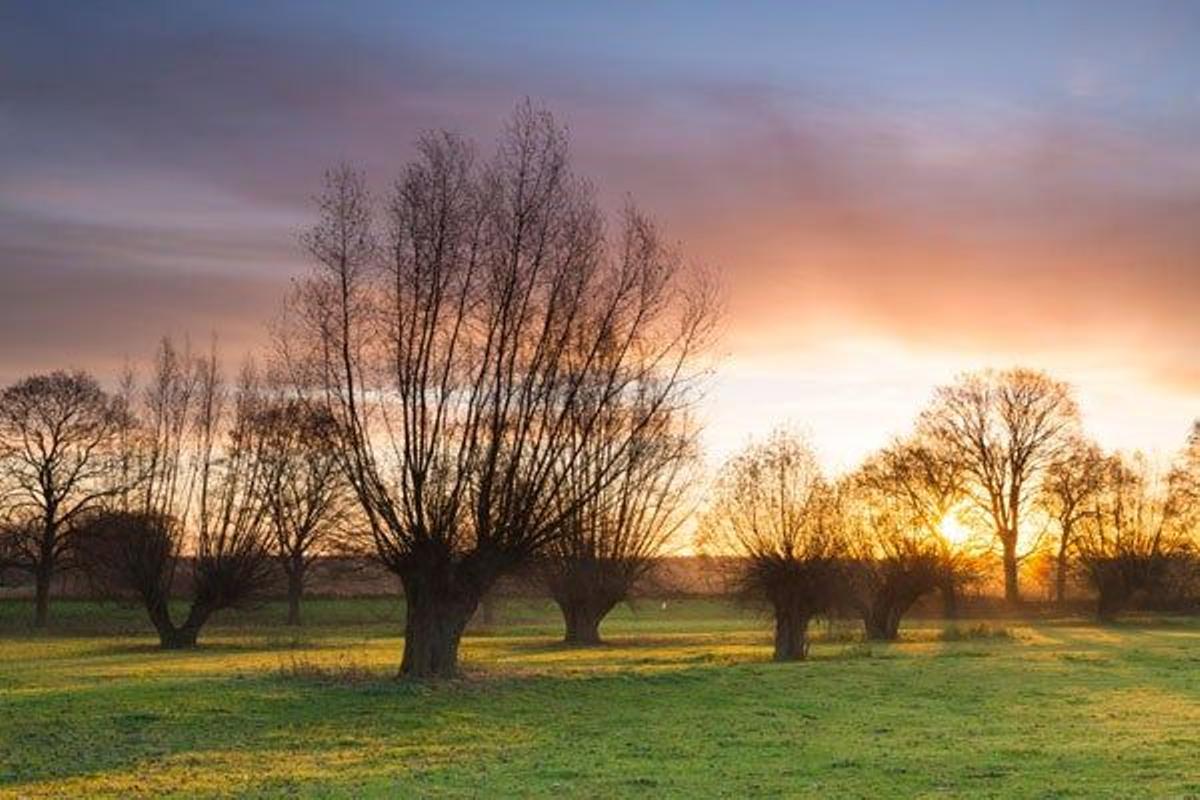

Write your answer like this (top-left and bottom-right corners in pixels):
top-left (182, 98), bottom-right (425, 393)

top-left (2, 1), bottom-right (1198, 470)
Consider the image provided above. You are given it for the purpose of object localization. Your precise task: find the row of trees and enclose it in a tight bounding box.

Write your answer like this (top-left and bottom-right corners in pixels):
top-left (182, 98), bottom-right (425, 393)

top-left (0, 105), bottom-right (715, 677)
top-left (3, 105), bottom-right (1197, 675)
top-left (700, 371), bottom-right (1200, 660)
top-left (0, 347), bottom-right (355, 642)
top-left (8, 360), bottom-right (1191, 667)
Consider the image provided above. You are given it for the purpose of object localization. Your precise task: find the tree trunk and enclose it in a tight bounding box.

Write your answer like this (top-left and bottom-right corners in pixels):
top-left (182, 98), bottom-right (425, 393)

top-left (772, 605), bottom-right (811, 661)
top-left (1054, 548), bottom-right (1068, 606)
top-left (33, 564), bottom-right (52, 628)
top-left (863, 602), bottom-right (902, 641)
top-left (1002, 535), bottom-right (1020, 605)
top-left (147, 596), bottom-right (210, 650)
top-left (940, 580), bottom-right (959, 620)
top-left (286, 566), bottom-right (304, 626)
top-left (1096, 593), bottom-right (1120, 623)
top-left (400, 577), bottom-right (481, 679)
top-left (557, 597), bottom-right (616, 646)
top-left (1095, 576), bottom-right (1126, 623)
top-left (159, 623), bottom-right (201, 649)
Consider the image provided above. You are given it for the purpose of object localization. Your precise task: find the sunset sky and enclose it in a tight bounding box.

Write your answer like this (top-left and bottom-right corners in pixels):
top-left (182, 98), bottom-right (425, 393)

top-left (2, 2), bottom-right (1198, 470)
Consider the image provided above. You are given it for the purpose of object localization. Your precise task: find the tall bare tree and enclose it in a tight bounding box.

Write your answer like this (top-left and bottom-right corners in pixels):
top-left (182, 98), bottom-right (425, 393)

top-left (0, 370), bottom-right (128, 626)
top-left (77, 340), bottom-right (276, 648)
top-left (539, 398), bottom-right (698, 645)
top-left (1038, 436), bottom-right (1106, 604)
top-left (283, 103), bottom-right (716, 677)
top-left (251, 396), bottom-right (353, 625)
top-left (918, 368), bottom-right (1079, 604)
top-left (697, 430), bottom-right (842, 661)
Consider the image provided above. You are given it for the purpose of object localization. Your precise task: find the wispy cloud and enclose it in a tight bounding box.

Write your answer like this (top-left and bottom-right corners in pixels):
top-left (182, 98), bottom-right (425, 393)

top-left (1, 1), bottom-right (1197, 462)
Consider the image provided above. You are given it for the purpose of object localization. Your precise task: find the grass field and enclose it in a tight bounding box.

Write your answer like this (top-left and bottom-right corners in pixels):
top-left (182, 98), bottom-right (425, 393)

top-left (2, 598), bottom-right (1200, 798)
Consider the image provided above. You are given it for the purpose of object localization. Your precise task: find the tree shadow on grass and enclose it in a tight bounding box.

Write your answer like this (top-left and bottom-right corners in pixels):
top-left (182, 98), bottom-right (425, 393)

top-left (0, 659), bottom-right (750, 794)
top-left (6, 639), bottom-right (1200, 798)
top-left (72, 634), bottom-right (362, 660)
top-left (496, 631), bottom-right (765, 654)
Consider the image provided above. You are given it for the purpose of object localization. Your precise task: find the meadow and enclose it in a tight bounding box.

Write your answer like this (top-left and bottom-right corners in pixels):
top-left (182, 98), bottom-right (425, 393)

top-left (2, 598), bottom-right (1200, 798)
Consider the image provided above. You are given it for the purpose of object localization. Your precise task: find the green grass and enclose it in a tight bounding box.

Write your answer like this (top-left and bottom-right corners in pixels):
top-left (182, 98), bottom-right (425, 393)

top-left (2, 598), bottom-right (1200, 798)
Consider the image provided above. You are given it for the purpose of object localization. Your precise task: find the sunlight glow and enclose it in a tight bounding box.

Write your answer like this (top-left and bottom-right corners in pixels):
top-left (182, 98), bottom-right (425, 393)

top-left (938, 513), bottom-right (974, 546)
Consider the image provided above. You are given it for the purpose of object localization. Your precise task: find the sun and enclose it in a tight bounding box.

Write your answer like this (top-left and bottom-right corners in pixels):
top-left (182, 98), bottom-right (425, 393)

top-left (937, 512), bottom-right (974, 546)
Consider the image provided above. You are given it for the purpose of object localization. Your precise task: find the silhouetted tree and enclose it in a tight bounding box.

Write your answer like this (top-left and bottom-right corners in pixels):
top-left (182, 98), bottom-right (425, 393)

top-left (282, 103), bottom-right (716, 677)
top-left (0, 370), bottom-right (128, 626)
top-left (1168, 421), bottom-right (1200, 538)
top-left (78, 340), bottom-right (276, 648)
top-left (698, 431), bottom-right (842, 661)
top-left (540, 398), bottom-right (697, 645)
top-left (1038, 436), bottom-right (1106, 605)
top-left (1076, 451), bottom-right (1192, 621)
top-left (842, 437), bottom-right (965, 640)
top-left (251, 396), bottom-right (353, 625)
top-left (918, 368), bottom-right (1079, 604)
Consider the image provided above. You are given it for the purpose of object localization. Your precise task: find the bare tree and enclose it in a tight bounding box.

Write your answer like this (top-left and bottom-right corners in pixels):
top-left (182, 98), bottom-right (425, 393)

top-left (0, 370), bottom-right (128, 626)
top-left (539, 398), bottom-right (698, 645)
top-left (874, 435), bottom-right (973, 616)
top-left (251, 396), bottom-right (353, 625)
top-left (282, 103), bottom-right (716, 677)
top-left (1167, 421), bottom-right (1200, 538)
top-left (918, 368), bottom-right (1079, 604)
top-left (1076, 451), bottom-right (1193, 621)
top-left (697, 431), bottom-right (842, 661)
top-left (1038, 436), bottom-right (1106, 605)
top-left (842, 437), bottom-right (965, 640)
top-left (77, 340), bottom-right (276, 648)
top-left (0, 518), bottom-right (34, 584)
